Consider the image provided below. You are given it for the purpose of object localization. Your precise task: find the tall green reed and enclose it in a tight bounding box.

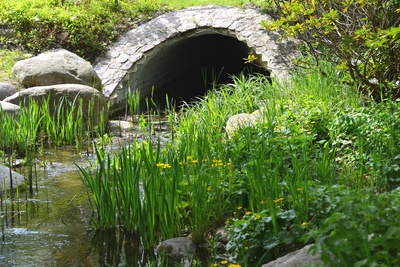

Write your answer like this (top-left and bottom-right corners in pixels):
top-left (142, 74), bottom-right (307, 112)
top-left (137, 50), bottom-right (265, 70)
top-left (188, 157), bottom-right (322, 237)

top-left (0, 94), bottom-right (106, 158)
top-left (0, 94), bottom-right (109, 202)
top-left (40, 95), bottom-right (88, 147)
top-left (126, 88), bottom-right (141, 122)
top-left (79, 136), bottom-right (234, 246)
top-left (78, 146), bottom-right (117, 229)
top-left (79, 140), bottom-right (179, 249)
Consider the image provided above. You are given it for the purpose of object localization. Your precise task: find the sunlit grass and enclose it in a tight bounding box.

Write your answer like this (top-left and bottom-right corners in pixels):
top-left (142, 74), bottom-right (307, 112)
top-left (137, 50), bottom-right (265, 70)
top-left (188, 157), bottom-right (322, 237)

top-left (0, 50), bottom-right (31, 82)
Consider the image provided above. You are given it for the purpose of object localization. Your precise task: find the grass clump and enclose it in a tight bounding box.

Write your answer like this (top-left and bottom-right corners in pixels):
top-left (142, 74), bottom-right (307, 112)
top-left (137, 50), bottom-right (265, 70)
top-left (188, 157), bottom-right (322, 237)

top-left (79, 61), bottom-right (400, 265)
top-left (0, 96), bottom-right (106, 157)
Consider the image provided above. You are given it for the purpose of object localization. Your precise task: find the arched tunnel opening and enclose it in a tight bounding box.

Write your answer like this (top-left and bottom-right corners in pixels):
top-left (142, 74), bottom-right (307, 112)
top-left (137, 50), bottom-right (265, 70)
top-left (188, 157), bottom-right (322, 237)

top-left (127, 30), bottom-right (270, 114)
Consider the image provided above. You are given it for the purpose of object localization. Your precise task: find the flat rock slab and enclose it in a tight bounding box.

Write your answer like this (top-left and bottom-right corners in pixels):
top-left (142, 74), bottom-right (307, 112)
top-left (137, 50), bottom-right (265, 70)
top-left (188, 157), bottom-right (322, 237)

top-left (3, 84), bottom-right (108, 126)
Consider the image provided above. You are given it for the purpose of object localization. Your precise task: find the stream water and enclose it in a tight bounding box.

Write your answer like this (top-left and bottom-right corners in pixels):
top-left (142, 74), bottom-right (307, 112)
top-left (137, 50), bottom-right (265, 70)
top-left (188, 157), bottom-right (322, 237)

top-left (0, 119), bottom-right (174, 267)
top-left (0, 147), bottom-right (103, 266)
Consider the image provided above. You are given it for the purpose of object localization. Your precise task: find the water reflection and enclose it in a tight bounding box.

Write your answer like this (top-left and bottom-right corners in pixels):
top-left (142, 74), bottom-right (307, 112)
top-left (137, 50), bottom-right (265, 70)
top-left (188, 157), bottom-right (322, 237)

top-left (0, 147), bottom-right (173, 266)
top-left (0, 148), bottom-right (97, 266)
top-left (92, 229), bottom-right (160, 267)
top-left (0, 120), bottom-right (197, 266)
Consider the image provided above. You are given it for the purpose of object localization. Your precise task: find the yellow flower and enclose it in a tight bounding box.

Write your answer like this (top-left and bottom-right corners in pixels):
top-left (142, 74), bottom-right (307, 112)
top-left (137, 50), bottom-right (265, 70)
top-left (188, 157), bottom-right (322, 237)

top-left (237, 206), bottom-right (242, 210)
top-left (207, 186), bottom-right (211, 191)
top-left (220, 260), bottom-right (228, 265)
top-left (229, 264), bottom-right (242, 267)
top-left (156, 163), bottom-right (171, 169)
top-left (212, 162), bottom-right (224, 167)
top-left (254, 214), bottom-right (261, 220)
top-left (245, 211), bottom-right (252, 216)
top-left (273, 197), bottom-right (284, 204)
top-left (297, 188), bottom-right (303, 191)
top-left (302, 221), bottom-right (308, 226)
top-left (186, 156), bottom-right (193, 161)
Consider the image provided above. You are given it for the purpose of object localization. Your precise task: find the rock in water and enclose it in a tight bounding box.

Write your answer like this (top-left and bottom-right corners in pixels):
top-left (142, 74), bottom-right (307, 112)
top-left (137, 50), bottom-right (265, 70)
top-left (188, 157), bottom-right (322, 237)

top-left (0, 164), bottom-right (25, 191)
top-left (156, 237), bottom-right (197, 260)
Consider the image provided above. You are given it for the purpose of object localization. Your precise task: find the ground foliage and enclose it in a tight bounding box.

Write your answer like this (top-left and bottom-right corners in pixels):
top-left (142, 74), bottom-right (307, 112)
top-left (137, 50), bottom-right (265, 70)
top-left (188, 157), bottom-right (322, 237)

top-left (0, 0), bottom-right (168, 62)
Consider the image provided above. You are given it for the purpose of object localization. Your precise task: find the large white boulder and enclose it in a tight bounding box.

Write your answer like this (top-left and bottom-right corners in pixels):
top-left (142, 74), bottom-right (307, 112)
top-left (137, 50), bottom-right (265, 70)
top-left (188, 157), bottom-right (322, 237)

top-left (12, 49), bottom-right (102, 90)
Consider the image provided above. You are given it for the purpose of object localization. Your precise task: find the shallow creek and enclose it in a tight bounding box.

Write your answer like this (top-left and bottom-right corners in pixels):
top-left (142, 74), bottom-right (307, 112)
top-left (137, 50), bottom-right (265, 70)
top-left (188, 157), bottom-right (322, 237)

top-left (1, 147), bottom-right (99, 266)
top-left (0, 119), bottom-right (174, 266)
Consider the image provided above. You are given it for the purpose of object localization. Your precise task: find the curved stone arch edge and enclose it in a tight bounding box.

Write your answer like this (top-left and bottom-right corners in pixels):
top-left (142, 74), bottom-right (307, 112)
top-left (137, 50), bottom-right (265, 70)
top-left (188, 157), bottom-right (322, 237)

top-left (94, 6), bottom-right (298, 113)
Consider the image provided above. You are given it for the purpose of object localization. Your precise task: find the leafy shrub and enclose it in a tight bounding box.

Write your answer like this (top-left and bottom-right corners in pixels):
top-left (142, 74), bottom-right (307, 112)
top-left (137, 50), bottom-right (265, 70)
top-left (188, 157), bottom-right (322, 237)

top-left (262, 0), bottom-right (400, 100)
top-left (305, 187), bottom-right (400, 266)
top-left (226, 208), bottom-right (303, 266)
top-left (218, 73), bottom-right (400, 265)
top-left (327, 100), bottom-right (400, 191)
top-left (0, 0), bottom-right (165, 61)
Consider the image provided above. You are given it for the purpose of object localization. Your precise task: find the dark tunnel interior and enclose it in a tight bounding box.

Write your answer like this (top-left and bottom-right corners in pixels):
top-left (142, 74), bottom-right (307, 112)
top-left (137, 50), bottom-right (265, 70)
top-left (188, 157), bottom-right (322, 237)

top-left (132, 32), bottom-right (270, 112)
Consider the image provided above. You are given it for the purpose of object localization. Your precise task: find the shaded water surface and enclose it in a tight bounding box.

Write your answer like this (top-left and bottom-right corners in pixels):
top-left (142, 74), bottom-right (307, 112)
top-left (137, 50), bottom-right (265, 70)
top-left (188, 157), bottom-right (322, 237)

top-left (0, 148), bottom-right (101, 266)
top-left (1, 119), bottom-right (174, 267)
top-left (0, 147), bottom-right (155, 266)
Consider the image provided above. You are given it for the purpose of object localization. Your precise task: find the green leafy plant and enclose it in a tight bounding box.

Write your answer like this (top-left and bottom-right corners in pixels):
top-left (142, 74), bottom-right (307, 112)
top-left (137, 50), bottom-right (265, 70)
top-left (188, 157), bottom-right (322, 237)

top-left (304, 188), bottom-right (400, 266)
top-left (226, 208), bottom-right (303, 266)
top-left (262, 0), bottom-right (400, 100)
top-left (327, 100), bottom-right (400, 191)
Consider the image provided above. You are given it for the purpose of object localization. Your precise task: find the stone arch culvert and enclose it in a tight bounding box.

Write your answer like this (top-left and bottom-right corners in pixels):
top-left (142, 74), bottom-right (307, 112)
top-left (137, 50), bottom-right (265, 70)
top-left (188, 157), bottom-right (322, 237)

top-left (94, 5), bottom-right (297, 117)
